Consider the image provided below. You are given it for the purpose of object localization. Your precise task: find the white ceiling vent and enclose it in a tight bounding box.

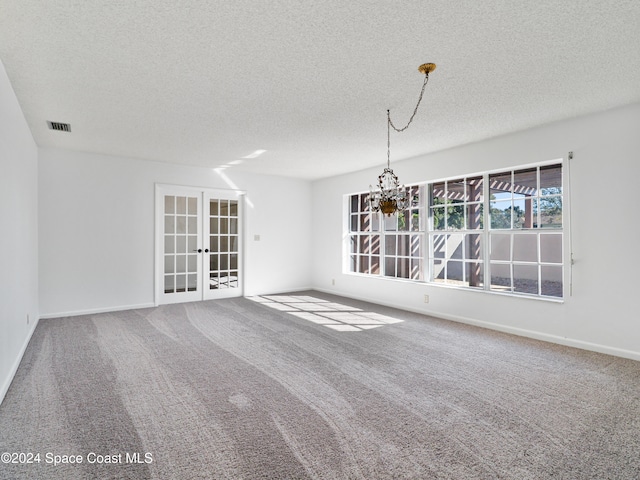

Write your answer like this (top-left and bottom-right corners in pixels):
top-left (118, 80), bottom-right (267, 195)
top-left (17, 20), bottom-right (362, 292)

top-left (47, 121), bottom-right (71, 132)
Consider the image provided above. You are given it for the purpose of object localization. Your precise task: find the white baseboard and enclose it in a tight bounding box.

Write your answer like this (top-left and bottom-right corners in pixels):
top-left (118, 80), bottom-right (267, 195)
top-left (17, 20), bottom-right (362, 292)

top-left (39, 302), bottom-right (156, 319)
top-left (313, 287), bottom-right (640, 362)
top-left (0, 318), bottom-right (40, 406)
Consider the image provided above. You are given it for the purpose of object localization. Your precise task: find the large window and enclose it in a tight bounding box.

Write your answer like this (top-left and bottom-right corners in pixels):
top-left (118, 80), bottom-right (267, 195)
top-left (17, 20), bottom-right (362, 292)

top-left (347, 185), bottom-right (425, 280)
top-left (486, 164), bottom-right (563, 297)
top-left (345, 161), bottom-right (565, 299)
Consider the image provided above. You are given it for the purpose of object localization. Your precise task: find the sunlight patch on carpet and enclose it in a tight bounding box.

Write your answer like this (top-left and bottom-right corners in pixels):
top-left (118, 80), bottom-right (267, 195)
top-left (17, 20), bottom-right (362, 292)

top-left (247, 295), bottom-right (403, 331)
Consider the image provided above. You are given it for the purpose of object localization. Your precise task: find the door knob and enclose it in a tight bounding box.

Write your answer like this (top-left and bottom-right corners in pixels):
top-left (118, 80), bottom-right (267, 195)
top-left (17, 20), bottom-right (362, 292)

top-left (204, 249), bottom-right (209, 253)
top-left (194, 249), bottom-right (202, 253)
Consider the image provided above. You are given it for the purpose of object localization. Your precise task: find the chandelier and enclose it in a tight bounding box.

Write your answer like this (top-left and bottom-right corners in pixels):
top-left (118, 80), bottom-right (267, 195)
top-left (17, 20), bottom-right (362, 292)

top-left (369, 63), bottom-right (436, 216)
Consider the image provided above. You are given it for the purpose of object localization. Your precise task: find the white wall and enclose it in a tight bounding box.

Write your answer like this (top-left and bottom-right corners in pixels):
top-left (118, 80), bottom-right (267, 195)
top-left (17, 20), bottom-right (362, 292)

top-left (39, 149), bottom-right (312, 317)
top-left (0, 60), bottom-right (39, 403)
top-left (311, 103), bottom-right (640, 360)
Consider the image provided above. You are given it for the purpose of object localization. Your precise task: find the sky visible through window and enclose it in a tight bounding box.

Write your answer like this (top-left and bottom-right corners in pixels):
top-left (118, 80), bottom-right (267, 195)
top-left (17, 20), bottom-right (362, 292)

top-left (248, 295), bottom-right (403, 331)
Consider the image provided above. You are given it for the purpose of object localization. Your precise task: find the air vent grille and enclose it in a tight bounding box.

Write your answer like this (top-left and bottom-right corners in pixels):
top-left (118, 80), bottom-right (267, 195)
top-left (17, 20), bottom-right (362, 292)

top-left (47, 121), bottom-right (71, 132)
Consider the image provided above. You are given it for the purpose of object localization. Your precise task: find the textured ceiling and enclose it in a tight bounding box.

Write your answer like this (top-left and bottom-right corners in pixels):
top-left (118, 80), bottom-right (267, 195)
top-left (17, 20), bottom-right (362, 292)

top-left (1, 1), bottom-right (639, 180)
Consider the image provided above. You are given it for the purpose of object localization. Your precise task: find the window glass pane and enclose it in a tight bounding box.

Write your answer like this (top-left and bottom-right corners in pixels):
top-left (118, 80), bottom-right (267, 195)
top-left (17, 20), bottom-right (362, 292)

top-left (432, 182), bottom-right (446, 205)
top-left (359, 236), bottom-right (372, 254)
top-left (447, 261), bottom-right (463, 283)
top-left (489, 172), bottom-right (512, 200)
top-left (385, 257), bottom-right (395, 277)
top-left (350, 195), bottom-right (358, 213)
top-left (210, 236), bottom-right (218, 253)
top-left (410, 258), bottom-right (422, 280)
top-left (350, 255), bottom-right (357, 272)
top-left (433, 259), bottom-right (445, 282)
top-left (466, 203), bottom-right (484, 229)
top-left (449, 234), bottom-right (464, 260)
top-left (384, 214), bottom-right (397, 231)
top-left (398, 211), bottom-right (410, 231)
top-left (220, 218), bottom-right (229, 234)
top-left (432, 207), bottom-right (445, 230)
top-left (448, 179), bottom-right (465, 203)
top-left (229, 236), bottom-right (238, 252)
top-left (210, 217), bottom-right (218, 234)
top-left (397, 235), bottom-right (410, 256)
top-left (514, 197), bottom-right (535, 229)
top-left (513, 168), bottom-right (537, 196)
top-left (540, 164), bottom-right (562, 195)
top-left (230, 254), bottom-right (238, 270)
top-left (371, 213), bottom-right (380, 232)
top-left (513, 234), bottom-right (538, 262)
top-left (350, 236), bottom-right (357, 255)
top-left (164, 196), bottom-right (175, 214)
top-left (490, 234), bottom-right (511, 261)
top-left (433, 235), bottom-right (446, 259)
top-left (447, 205), bottom-right (464, 230)
top-left (359, 256), bottom-right (369, 274)
top-left (229, 218), bottom-right (238, 234)
top-left (360, 213), bottom-right (371, 232)
top-left (541, 265), bottom-right (563, 297)
top-left (220, 236), bottom-right (228, 253)
top-left (540, 234), bottom-right (562, 263)
top-left (514, 264), bottom-right (538, 295)
top-left (370, 256), bottom-right (380, 274)
top-left (466, 262), bottom-right (484, 288)
top-left (385, 235), bottom-right (396, 255)
top-left (490, 263), bottom-right (511, 292)
top-left (210, 255), bottom-right (219, 271)
top-left (370, 235), bottom-right (381, 255)
top-left (467, 176), bottom-right (484, 202)
top-left (220, 254), bottom-right (229, 270)
top-left (538, 197), bottom-right (562, 228)
top-left (350, 214), bottom-right (358, 232)
top-left (410, 210), bottom-right (420, 231)
top-left (466, 234), bottom-right (483, 260)
top-left (359, 194), bottom-right (368, 211)
top-left (229, 201), bottom-right (238, 216)
top-left (490, 200), bottom-right (512, 229)
top-left (210, 200), bottom-right (219, 216)
top-left (397, 258), bottom-right (410, 278)
top-left (410, 235), bottom-right (422, 257)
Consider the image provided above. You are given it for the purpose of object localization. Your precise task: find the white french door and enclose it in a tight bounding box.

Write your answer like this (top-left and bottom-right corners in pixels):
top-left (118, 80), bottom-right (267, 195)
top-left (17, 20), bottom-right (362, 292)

top-left (156, 185), bottom-right (244, 305)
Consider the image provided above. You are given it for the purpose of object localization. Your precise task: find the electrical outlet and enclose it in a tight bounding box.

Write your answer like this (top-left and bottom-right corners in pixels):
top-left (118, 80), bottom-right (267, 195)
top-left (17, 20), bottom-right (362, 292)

top-left (424, 294), bottom-right (429, 304)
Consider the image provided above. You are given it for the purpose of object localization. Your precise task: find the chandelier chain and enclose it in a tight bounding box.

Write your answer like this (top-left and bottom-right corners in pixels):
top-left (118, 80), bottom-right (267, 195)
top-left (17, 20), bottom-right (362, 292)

top-left (386, 73), bottom-right (430, 167)
top-left (388, 73), bottom-right (430, 133)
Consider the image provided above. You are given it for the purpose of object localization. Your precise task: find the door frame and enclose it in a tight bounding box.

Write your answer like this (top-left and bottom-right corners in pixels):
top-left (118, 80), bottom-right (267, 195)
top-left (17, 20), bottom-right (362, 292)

top-left (154, 183), bottom-right (246, 306)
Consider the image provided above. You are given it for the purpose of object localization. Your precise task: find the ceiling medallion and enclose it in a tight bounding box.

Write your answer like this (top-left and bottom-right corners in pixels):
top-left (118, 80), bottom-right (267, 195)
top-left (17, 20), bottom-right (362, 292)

top-left (369, 63), bottom-right (436, 216)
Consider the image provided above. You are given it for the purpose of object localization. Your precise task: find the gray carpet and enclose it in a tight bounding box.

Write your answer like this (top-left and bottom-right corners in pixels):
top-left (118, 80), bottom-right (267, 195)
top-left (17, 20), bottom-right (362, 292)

top-left (1, 291), bottom-right (639, 479)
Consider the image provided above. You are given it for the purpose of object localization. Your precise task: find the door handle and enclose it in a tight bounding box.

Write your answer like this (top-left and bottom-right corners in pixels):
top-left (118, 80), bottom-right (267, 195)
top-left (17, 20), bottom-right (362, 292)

top-left (194, 249), bottom-right (203, 253)
top-left (204, 249), bottom-right (209, 253)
